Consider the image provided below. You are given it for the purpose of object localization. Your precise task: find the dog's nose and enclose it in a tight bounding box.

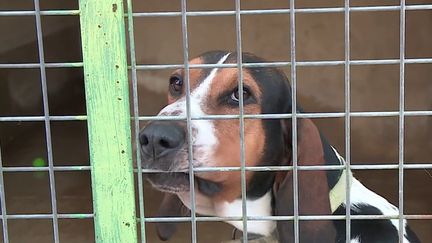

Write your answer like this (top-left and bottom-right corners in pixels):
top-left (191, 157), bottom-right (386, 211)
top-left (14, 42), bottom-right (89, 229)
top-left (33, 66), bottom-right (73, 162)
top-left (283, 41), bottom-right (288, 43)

top-left (139, 122), bottom-right (185, 158)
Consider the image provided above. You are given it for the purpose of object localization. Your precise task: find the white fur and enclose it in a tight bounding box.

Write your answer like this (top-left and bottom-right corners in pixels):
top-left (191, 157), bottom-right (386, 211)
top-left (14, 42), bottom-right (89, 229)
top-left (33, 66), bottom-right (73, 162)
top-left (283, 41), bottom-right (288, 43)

top-left (178, 190), bottom-right (275, 236)
top-left (351, 237), bottom-right (361, 243)
top-left (350, 178), bottom-right (410, 242)
top-left (158, 53), bottom-right (231, 167)
top-left (215, 191), bottom-right (276, 236)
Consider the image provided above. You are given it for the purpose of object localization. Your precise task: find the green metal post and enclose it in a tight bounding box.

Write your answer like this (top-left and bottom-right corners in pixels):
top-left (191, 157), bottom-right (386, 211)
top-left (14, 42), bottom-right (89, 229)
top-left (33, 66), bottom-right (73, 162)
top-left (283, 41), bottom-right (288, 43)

top-left (79, 0), bottom-right (138, 242)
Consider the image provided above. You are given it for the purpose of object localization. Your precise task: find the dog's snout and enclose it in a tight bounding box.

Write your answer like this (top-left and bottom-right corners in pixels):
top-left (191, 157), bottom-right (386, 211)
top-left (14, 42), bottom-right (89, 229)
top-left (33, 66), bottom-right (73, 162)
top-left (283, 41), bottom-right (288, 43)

top-left (140, 122), bottom-right (185, 158)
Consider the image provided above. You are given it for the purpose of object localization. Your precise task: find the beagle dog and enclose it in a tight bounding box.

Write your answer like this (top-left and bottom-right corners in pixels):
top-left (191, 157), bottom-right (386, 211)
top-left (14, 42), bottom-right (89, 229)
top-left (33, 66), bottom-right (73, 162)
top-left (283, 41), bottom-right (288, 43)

top-left (139, 51), bottom-right (421, 243)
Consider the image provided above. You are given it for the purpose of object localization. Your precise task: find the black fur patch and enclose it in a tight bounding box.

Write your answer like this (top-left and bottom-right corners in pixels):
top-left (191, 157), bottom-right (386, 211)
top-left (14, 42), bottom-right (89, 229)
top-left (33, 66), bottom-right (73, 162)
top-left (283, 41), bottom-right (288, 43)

top-left (236, 52), bottom-right (293, 199)
top-left (333, 203), bottom-right (421, 243)
top-left (320, 134), bottom-right (344, 189)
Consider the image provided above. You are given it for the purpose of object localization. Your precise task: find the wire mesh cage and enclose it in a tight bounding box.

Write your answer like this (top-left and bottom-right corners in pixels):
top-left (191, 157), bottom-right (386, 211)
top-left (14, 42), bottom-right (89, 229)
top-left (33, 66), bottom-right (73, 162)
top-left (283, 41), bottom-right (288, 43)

top-left (0, 0), bottom-right (431, 242)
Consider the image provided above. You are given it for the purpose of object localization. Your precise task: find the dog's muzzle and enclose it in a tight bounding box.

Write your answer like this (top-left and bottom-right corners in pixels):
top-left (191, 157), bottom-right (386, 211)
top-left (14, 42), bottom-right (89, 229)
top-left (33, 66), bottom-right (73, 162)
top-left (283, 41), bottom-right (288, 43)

top-left (139, 121), bottom-right (222, 196)
top-left (139, 121), bottom-right (185, 160)
top-left (139, 121), bottom-right (189, 192)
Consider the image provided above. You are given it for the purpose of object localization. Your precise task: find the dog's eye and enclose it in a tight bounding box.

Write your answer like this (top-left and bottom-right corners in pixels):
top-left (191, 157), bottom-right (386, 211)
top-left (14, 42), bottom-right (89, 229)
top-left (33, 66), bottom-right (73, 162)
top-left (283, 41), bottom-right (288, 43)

top-left (231, 87), bottom-right (251, 102)
top-left (169, 75), bottom-right (183, 94)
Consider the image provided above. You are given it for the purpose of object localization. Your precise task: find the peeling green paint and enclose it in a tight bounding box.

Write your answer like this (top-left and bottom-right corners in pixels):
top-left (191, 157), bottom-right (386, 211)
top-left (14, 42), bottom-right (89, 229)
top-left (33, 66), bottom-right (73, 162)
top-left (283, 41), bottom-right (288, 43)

top-left (79, 0), bottom-right (137, 242)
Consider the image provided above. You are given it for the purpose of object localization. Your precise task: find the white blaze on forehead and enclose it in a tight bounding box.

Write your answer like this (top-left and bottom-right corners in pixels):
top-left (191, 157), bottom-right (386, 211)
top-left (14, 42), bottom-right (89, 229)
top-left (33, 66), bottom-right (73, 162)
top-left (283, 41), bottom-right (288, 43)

top-left (189, 53), bottom-right (230, 147)
top-left (157, 53), bottom-right (231, 164)
top-left (190, 52), bottom-right (231, 104)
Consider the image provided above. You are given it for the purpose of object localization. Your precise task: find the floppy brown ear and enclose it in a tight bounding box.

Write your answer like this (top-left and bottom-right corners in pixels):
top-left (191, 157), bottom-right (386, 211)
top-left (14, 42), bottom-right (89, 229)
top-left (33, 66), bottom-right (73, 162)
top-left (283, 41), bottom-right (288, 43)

top-left (275, 118), bottom-right (336, 242)
top-left (156, 193), bottom-right (189, 241)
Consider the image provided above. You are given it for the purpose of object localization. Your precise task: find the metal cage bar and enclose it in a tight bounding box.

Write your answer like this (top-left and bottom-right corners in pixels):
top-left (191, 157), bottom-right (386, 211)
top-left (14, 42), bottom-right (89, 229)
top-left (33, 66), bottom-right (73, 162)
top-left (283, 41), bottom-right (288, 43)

top-left (78, 0), bottom-right (137, 242)
top-left (2, 166), bottom-right (91, 172)
top-left (0, 10), bottom-right (80, 16)
top-left (2, 110), bottom-right (432, 123)
top-left (0, 62), bottom-right (83, 69)
top-left (141, 213), bottom-right (432, 223)
top-left (1, 4), bottom-right (432, 17)
top-left (0, 148), bottom-right (9, 242)
top-left (343, 0), bottom-right (352, 241)
top-left (33, 0), bottom-right (60, 241)
top-left (290, 0), bottom-right (300, 242)
top-left (125, 0), bottom-right (147, 242)
top-left (132, 57), bottom-right (432, 70)
top-left (233, 0), bottom-right (248, 241)
top-left (130, 4), bottom-right (432, 17)
top-left (0, 213), bottom-right (93, 220)
top-left (2, 57), bottom-right (432, 70)
top-left (179, 0), bottom-right (198, 242)
top-left (398, 1), bottom-right (406, 242)
top-left (1, 163), bottom-right (432, 173)
top-left (0, 212), bottom-right (430, 222)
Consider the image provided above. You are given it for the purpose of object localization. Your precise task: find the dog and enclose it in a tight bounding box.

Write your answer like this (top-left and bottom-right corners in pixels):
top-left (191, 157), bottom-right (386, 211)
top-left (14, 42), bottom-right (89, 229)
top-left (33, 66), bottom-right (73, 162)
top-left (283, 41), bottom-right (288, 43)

top-left (139, 51), bottom-right (421, 243)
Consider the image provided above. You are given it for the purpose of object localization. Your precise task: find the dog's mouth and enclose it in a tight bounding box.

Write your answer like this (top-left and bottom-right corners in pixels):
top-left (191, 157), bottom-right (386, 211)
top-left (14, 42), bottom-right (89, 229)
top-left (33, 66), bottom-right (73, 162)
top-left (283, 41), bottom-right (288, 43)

top-left (145, 172), bottom-right (190, 193)
top-left (145, 172), bottom-right (222, 197)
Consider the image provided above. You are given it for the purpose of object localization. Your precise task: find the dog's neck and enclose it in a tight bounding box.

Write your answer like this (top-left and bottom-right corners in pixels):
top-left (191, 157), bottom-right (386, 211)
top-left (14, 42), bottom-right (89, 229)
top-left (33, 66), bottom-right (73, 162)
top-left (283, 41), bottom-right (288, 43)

top-left (177, 190), bottom-right (276, 236)
top-left (174, 147), bottom-right (351, 237)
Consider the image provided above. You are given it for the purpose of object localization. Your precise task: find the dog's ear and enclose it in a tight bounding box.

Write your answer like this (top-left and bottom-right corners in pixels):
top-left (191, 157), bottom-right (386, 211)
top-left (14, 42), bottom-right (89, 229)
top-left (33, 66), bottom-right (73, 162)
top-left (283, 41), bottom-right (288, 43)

top-left (156, 193), bottom-right (189, 241)
top-left (275, 118), bottom-right (336, 242)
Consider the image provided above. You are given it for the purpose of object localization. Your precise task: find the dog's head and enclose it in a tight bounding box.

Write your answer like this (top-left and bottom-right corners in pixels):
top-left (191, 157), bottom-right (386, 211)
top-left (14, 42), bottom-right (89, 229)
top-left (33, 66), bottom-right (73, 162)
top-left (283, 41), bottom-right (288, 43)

top-left (140, 51), bottom-right (338, 241)
top-left (139, 51), bottom-right (293, 200)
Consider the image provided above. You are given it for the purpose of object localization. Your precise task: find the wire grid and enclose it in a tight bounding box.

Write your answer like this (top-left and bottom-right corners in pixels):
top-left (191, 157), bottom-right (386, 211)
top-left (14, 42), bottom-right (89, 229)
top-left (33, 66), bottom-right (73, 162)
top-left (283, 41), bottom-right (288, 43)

top-left (0, 1), bottom-right (431, 243)
top-left (128, 1), bottom-right (432, 243)
top-left (0, 1), bottom-right (92, 243)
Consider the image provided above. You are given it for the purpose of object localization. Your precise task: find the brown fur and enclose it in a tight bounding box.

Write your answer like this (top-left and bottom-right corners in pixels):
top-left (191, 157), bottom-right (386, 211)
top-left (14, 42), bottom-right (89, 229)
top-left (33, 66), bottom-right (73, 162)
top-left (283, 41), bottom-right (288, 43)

top-left (167, 57), bottom-right (204, 104)
top-left (275, 118), bottom-right (336, 242)
top-left (167, 60), bottom-right (267, 202)
top-left (156, 53), bottom-right (337, 242)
